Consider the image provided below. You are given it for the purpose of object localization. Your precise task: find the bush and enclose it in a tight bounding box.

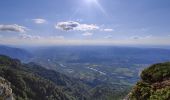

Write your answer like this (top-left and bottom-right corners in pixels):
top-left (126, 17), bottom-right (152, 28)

top-left (141, 62), bottom-right (170, 83)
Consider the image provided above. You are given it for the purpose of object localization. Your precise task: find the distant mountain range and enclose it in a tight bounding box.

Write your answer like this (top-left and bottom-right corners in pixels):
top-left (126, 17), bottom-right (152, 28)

top-left (0, 45), bottom-right (170, 100)
top-left (29, 46), bottom-right (170, 84)
top-left (1, 45), bottom-right (170, 64)
top-left (32, 46), bottom-right (170, 64)
top-left (0, 45), bottom-right (32, 62)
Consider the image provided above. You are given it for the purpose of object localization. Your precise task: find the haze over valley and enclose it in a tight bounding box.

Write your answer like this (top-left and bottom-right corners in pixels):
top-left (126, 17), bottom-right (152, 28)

top-left (0, 0), bottom-right (170, 100)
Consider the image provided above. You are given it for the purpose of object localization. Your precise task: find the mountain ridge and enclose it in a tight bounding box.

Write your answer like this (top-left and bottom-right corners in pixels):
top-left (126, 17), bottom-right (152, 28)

top-left (0, 45), bottom-right (32, 62)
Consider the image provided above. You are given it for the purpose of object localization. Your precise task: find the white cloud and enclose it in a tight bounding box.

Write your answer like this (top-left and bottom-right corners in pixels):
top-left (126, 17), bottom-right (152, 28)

top-left (32, 18), bottom-right (47, 24)
top-left (0, 24), bottom-right (27, 33)
top-left (55, 21), bottom-right (99, 31)
top-left (49, 35), bottom-right (64, 39)
top-left (104, 35), bottom-right (112, 39)
top-left (18, 34), bottom-right (65, 41)
top-left (19, 34), bottom-right (41, 40)
top-left (76, 19), bottom-right (83, 22)
top-left (130, 35), bottom-right (152, 40)
top-left (82, 32), bottom-right (93, 36)
top-left (76, 24), bottom-right (99, 31)
top-left (102, 28), bottom-right (114, 32)
top-left (56, 21), bottom-right (79, 31)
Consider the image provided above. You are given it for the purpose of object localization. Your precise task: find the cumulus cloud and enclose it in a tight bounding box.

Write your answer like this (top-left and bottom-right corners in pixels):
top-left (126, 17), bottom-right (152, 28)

top-left (102, 28), bottom-right (114, 32)
top-left (76, 24), bottom-right (99, 31)
top-left (0, 24), bottom-right (27, 33)
top-left (19, 34), bottom-right (41, 40)
top-left (55, 21), bottom-right (99, 31)
top-left (32, 18), bottom-right (47, 24)
top-left (82, 32), bottom-right (93, 36)
top-left (56, 21), bottom-right (79, 31)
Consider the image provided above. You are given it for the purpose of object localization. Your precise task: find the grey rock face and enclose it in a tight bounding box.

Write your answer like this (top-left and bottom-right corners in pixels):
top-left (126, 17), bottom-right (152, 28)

top-left (0, 77), bottom-right (14, 100)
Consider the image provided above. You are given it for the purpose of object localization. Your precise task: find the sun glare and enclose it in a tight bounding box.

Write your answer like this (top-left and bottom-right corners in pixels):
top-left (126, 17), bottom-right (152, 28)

top-left (83, 0), bottom-right (107, 16)
top-left (85, 0), bottom-right (98, 4)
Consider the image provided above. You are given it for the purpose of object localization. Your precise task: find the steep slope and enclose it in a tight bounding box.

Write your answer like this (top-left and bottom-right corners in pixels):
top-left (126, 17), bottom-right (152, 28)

top-left (22, 63), bottom-right (91, 100)
top-left (22, 63), bottom-right (130, 100)
top-left (0, 55), bottom-right (75, 100)
top-left (127, 62), bottom-right (170, 100)
top-left (0, 76), bottom-right (14, 100)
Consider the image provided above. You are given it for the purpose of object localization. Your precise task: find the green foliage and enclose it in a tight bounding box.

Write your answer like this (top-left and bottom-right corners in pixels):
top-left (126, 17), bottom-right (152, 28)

top-left (130, 81), bottom-right (151, 100)
top-left (149, 87), bottom-right (170, 100)
top-left (141, 62), bottom-right (170, 83)
top-left (129, 62), bottom-right (170, 100)
top-left (90, 84), bottom-right (130, 100)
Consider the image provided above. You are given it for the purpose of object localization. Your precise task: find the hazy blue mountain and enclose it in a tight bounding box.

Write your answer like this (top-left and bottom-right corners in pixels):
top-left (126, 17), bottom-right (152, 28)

top-left (32, 46), bottom-right (170, 64)
top-left (29, 46), bottom-right (170, 85)
top-left (0, 45), bottom-right (32, 62)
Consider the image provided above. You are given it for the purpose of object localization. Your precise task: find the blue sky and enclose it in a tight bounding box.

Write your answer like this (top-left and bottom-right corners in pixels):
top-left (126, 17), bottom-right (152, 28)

top-left (0, 0), bottom-right (170, 46)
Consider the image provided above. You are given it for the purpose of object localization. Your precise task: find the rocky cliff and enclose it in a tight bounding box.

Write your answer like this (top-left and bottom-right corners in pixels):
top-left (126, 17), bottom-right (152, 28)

top-left (0, 77), bottom-right (14, 100)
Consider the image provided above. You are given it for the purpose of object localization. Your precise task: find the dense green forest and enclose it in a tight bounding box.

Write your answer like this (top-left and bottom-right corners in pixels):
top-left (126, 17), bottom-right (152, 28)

top-left (0, 55), bottom-right (129, 100)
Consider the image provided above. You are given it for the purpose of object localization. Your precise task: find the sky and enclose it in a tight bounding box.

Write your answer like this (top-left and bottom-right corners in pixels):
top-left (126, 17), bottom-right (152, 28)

top-left (0, 0), bottom-right (170, 46)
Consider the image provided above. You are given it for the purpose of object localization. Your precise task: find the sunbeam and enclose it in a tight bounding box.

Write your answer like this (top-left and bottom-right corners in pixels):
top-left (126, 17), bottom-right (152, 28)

top-left (83, 0), bottom-right (107, 16)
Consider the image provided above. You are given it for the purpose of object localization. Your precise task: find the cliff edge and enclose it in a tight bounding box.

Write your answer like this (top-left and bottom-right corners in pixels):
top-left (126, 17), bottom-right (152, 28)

top-left (127, 62), bottom-right (170, 100)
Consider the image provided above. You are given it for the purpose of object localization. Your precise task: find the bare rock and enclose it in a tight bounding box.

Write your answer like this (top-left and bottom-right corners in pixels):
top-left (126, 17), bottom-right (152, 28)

top-left (0, 77), bottom-right (14, 100)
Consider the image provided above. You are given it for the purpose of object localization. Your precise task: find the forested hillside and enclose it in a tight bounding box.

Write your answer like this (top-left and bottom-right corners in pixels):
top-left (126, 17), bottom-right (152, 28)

top-left (0, 55), bottom-right (129, 100)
